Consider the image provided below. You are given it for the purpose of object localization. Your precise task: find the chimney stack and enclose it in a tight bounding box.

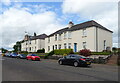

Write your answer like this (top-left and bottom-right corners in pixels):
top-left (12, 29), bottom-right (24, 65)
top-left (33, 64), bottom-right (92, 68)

top-left (34, 32), bottom-right (37, 36)
top-left (68, 21), bottom-right (74, 28)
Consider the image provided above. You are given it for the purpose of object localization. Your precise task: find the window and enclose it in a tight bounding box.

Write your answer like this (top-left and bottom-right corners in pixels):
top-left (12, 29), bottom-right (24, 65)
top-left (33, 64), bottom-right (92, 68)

top-left (55, 34), bottom-right (57, 41)
top-left (29, 47), bottom-right (31, 51)
top-left (35, 46), bottom-right (36, 52)
top-left (64, 43), bottom-right (67, 49)
top-left (83, 29), bottom-right (87, 36)
top-left (29, 40), bottom-right (31, 44)
top-left (104, 40), bottom-right (106, 50)
top-left (55, 45), bottom-right (57, 49)
top-left (58, 44), bottom-right (61, 49)
top-left (58, 34), bottom-right (62, 40)
top-left (68, 31), bottom-right (71, 38)
top-left (53, 45), bottom-right (54, 50)
top-left (26, 42), bottom-right (27, 45)
top-left (48, 46), bottom-right (50, 51)
top-left (83, 42), bottom-right (86, 49)
top-left (35, 40), bottom-right (36, 44)
top-left (64, 32), bottom-right (67, 39)
top-left (68, 43), bottom-right (71, 49)
top-left (48, 37), bottom-right (50, 43)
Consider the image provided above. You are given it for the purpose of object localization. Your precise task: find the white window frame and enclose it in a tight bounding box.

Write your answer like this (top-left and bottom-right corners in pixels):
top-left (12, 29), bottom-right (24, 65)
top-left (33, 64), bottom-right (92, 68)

top-left (83, 42), bottom-right (86, 49)
top-left (58, 34), bottom-right (62, 40)
top-left (68, 31), bottom-right (72, 38)
top-left (58, 44), bottom-right (61, 49)
top-left (83, 29), bottom-right (87, 36)
top-left (55, 34), bottom-right (57, 41)
top-left (64, 32), bottom-right (67, 39)
top-left (55, 45), bottom-right (57, 49)
top-left (64, 43), bottom-right (67, 49)
top-left (68, 43), bottom-right (71, 49)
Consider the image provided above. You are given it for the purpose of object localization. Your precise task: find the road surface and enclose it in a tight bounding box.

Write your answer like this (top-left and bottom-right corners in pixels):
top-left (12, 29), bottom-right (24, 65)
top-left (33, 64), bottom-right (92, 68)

top-left (2, 57), bottom-right (119, 82)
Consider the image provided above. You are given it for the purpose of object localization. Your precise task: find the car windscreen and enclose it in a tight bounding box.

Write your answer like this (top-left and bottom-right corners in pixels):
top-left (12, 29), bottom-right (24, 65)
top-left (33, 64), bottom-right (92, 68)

top-left (31, 54), bottom-right (37, 56)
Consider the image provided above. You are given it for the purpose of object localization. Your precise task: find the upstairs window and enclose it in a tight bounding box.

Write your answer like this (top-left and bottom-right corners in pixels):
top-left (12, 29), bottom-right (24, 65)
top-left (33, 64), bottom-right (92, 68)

top-left (55, 34), bottom-right (57, 41)
top-left (26, 42), bottom-right (27, 45)
top-left (35, 40), bottom-right (36, 44)
top-left (83, 42), bottom-right (86, 49)
top-left (48, 37), bottom-right (50, 43)
top-left (64, 32), bottom-right (67, 39)
top-left (83, 29), bottom-right (87, 36)
top-left (68, 31), bottom-right (72, 38)
top-left (58, 34), bottom-right (62, 40)
top-left (29, 40), bottom-right (31, 44)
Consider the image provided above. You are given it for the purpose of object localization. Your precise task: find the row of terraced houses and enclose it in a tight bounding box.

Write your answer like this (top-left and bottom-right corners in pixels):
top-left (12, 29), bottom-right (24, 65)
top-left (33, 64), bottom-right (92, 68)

top-left (21, 20), bottom-right (113, 53)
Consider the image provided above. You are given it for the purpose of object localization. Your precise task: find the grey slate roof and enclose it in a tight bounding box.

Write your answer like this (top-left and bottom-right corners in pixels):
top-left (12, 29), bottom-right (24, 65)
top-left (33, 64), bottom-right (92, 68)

top-left (48, 20), bottom-right (113, 37)
top-left (30, 34), bottom-right (47, 40)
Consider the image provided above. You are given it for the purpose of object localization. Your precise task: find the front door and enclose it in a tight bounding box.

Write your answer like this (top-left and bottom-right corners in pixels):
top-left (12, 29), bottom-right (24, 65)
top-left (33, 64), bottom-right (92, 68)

top-left (74, 43), bottom-right (77, 52)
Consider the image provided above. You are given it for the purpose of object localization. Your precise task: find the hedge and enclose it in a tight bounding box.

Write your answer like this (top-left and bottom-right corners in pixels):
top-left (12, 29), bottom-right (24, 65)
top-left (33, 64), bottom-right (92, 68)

top-left (91, 52), bottom-right (111, 55)
top-left (54, 49), bottom-right (73, 55)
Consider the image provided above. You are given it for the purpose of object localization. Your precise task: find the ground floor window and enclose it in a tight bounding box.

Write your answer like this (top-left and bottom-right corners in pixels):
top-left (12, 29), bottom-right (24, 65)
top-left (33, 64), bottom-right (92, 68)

top-left (64, 43), bottom-right (67, 49)
top-left (83, 42), bottom-right (86, 49)
top-left (55, 45), bottom-right (57, 49)
top-left (58, 44), bottom-right (61, 49)
top-left (68, 43), bottom-right (71, 49)
top-left (48, 46), bottom-right (50, 51)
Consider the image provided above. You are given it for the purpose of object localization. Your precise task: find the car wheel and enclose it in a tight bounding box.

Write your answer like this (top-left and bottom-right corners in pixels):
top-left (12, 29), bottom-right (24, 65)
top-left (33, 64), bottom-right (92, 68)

top-left (74, 62), bottom-right (78, 67)
top-left (59, 60), bottom-right (63, 65)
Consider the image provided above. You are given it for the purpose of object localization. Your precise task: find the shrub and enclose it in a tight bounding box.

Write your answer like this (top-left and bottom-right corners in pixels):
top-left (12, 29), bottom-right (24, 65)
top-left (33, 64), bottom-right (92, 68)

top-left (54, 49), bottom-right (73, 55)
top-left (44, 51), bottom-right (54, 59)
top-left (79, 49), bottom-right (91, 57)
top-left (91, 52), bottom-right (111, 55)
top-left (37, 48), bottom-right (45, 53)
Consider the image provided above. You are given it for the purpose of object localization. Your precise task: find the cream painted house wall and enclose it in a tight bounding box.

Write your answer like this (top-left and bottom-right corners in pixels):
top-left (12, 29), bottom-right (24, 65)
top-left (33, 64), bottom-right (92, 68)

top-left (45, 26), bottom-right (112, 53)
top-left (21, 39), bottom-right (45, 52)
top-left (97, 28), bottom-right (112, 52)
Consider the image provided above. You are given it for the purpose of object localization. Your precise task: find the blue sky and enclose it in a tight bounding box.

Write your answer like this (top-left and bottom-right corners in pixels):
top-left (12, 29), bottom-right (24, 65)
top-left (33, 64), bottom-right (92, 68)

top-left (0, 0), bottom-right (118, 50)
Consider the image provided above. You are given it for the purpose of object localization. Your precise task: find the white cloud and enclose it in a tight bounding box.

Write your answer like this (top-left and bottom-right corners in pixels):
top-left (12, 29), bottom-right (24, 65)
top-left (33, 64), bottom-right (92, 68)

top-left (62, 0), bottom-right (118, 47)
top-left (0, 5), bottom-right (64, 50)
top-left (1, 0), bottom-right (11, 6)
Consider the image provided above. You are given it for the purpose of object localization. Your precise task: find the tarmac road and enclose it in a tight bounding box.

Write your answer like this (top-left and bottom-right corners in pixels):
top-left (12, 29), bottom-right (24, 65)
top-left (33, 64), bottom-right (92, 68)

top-left (2, 57), bottom-right (119, 82)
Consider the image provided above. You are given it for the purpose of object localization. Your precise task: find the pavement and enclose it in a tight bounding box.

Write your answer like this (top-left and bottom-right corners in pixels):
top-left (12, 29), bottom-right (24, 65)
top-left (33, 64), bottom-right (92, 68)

top-left (2, 57), bottom-right (119, 81)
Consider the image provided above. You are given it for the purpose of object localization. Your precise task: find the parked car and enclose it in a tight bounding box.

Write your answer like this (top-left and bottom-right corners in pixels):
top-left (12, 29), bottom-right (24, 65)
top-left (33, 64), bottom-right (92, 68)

top-left (26, 54), bottom-right (40, 61)
top-left (4, 53), bottom-right (11, 57)
top-left (17, 54), bottom-right (26, 59)
top-left (58, 54), bottom-right (91, 67)
top-left (10, 53), bottom-right (18, 58)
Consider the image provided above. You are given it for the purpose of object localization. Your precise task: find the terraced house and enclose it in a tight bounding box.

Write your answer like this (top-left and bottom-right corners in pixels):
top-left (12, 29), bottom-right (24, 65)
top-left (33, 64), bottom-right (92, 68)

top-left (45, 20), bottom-right (113, 53)
top-left (21, 33), bottom-right (47, 52)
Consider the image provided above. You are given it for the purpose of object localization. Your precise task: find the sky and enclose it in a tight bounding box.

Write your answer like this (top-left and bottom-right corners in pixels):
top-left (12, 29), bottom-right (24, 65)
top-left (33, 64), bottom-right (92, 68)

top-left (0, 0), bottom-right (119, 51)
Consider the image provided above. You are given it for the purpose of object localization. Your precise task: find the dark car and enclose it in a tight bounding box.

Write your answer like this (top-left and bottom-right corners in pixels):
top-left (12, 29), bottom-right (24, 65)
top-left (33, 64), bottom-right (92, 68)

top-left (58, 54), bottom-right (91, 67)
top-left (10, 53), bottom-right (18, 58)
top-left (26, 54), bottom-right (40, 61)
top-left (17, 54), bottom-right (26, 59)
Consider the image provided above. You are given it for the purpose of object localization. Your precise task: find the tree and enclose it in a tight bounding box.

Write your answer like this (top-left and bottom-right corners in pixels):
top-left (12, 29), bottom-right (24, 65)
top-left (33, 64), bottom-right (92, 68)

top-left (13, 41), bottom-right (21, 52)
top-left (1, 48), bottom-right (8, 53)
